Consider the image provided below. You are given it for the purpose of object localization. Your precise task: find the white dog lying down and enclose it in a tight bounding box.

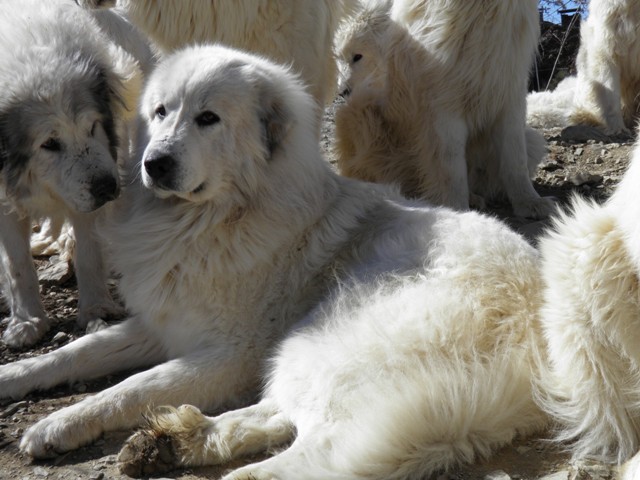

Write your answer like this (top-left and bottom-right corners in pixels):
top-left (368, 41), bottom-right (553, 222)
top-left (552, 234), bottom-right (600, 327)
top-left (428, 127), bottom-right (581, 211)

top-left (0, 45), bottom-right (550, 475)
top-left (78, 0), bottom-right (355, 118)
top-left (334, 0), bottom-right (553, 218)
top-left (0, 0), bottom-right (148, 348)
top-left (527, 0), bottom-right (640, 136)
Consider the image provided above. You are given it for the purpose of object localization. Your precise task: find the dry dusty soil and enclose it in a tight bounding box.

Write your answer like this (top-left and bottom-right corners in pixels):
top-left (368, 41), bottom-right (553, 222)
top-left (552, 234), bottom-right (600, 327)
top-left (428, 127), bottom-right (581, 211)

top-left (0, 106), bottom-right (635, 480)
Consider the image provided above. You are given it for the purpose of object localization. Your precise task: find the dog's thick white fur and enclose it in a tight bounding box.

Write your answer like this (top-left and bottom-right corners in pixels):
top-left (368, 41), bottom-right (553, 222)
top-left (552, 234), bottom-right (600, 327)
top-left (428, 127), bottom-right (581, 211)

top-left (0, 0), bottom-right (149, 348)
top-left (527, 0), bottom-right (640, 135)
top-left (334, 0), bottom-right (553, 219)
top-left (538, 139), bottom-right (640, 464)
top-left (0, 46), bottom-right (550, 476)
top-left (78, 0), bottom-right (355, 115)
top-left (571, 0), bottom-right (640, 135)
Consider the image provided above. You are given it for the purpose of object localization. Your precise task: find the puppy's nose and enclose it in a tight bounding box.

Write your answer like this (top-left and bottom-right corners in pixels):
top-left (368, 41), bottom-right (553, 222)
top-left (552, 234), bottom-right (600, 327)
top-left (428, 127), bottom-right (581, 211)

top-left (90, 175), bottom-right (120, 208)
top-left (144, 155), bottom-right (176, 185)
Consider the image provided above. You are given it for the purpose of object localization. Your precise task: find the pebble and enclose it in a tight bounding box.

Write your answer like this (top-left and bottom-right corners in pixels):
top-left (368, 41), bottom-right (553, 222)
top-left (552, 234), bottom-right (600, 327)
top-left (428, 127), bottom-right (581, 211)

top-left (32, 466), bottom-right (50, 477)
top-left (88, 472), bottom-right (104, 480)
top-left (52, 331), bottom-right (70, 344)
top-left (540, 471), bottom-right (570, 480)
top-left (567, 172), bottom-right (603, 186)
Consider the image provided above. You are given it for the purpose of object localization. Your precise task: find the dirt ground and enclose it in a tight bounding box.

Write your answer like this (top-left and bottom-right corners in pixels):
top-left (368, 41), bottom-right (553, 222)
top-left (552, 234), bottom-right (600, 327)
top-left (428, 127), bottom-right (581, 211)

top-left (0, 104), bottom-right (634, 480)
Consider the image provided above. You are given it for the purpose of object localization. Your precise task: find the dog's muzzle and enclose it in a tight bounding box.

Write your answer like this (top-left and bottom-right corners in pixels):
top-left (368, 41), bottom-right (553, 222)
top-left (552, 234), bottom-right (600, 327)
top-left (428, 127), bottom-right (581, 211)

top-left (90, 175), bottom-right (120, 208)
top-left (144, 155), bottom-right (177, 190)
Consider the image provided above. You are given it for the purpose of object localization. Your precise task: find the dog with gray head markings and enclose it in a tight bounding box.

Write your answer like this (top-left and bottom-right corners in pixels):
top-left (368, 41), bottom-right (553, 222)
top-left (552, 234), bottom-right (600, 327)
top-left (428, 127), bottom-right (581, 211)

top-left (0, 45), bottom-right (545, 471)
top-left (0, 0), bottom-right (144, 348)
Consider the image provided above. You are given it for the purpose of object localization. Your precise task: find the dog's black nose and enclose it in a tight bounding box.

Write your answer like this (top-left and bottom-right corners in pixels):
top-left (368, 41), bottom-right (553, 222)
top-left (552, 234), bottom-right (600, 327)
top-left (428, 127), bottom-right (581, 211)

top-left (144, 155), bottom-right (176, 186)
top-left (90, 175), bottom-right (120, 208)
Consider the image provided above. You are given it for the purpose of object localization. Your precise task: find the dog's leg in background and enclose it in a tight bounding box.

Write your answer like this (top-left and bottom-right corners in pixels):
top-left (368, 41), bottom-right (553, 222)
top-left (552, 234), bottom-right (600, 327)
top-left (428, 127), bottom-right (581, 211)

top-left (0, 207), bottom-right (50, 348)
top-left (17, 346), bottom-right (259, 458)
top-left (493, 102), bottom-right (554, 219)
top-left (70, 211), bottom-right (125, 329)
top-left (427, 114), bottom-right (469, 210)
top-left (118, 400), bottom-right (294, 476)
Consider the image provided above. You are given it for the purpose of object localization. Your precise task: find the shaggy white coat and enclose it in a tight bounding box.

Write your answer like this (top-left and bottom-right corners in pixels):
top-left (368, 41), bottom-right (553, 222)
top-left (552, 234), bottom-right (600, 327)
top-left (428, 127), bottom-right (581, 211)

top-left (0, 46), bottom-right (550, 478)
top-left (0, 0), bottom-right (146, 348)
top-left (78, 0), bottom-right (355, 120)
top-left (334, 0), bottom-right (553, 218)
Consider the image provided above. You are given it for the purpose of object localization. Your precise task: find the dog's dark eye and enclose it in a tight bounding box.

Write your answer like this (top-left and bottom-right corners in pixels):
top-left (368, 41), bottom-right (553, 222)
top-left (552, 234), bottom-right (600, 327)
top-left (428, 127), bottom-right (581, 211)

top-left (155, 105), bottom-right (166, 119)
top-left (41, 138), bottom-right (62, 152)
top-left (195, 111), bottom-right (220, 127)
top-left (353, 54), bottom-right (363, 63)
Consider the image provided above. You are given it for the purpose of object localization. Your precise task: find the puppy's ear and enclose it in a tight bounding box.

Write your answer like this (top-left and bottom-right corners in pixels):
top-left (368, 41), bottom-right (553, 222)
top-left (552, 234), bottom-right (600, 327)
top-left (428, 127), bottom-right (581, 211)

top-left (258, 81), bottom-right (292, 158)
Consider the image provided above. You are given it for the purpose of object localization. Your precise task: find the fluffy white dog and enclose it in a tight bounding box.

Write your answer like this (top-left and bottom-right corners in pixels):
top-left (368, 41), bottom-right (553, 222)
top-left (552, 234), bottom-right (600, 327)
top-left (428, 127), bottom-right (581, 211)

top-left (334, 0), bottom-right (553, 218)
top-left (527, 0), bottom-right (640, 136)
top-left (0, 0), bottom-right (148, 348)
top-left (0, 45), bottom-right (549, 477)
top-left (78, 0), bottom-right (355, 118)
top-left (539, 134), bottom-right (640, 465)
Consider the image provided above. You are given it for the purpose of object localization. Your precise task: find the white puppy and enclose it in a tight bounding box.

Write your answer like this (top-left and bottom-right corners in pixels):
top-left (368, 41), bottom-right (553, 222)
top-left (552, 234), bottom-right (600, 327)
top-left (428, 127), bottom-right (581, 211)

top-left (0, 0), bottom-right (146, 348)
top-left (77, 0), bottom-right (355, 122)
top-left (334, 0), bottom-right (553, 218)
top-left (0, 46), bottom-right (548, 478)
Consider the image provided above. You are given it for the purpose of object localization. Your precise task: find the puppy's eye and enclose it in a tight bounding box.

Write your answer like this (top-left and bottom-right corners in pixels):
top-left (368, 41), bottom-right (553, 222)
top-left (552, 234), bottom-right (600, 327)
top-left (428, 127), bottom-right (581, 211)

top-left (353, 54), bottom-right (363, 63)
top-left (195, 111), bottom-right (220, 127)
top-left (155, 105), bottom-right (166, 119)
top-left (41, 138), bottom-right (62, 152)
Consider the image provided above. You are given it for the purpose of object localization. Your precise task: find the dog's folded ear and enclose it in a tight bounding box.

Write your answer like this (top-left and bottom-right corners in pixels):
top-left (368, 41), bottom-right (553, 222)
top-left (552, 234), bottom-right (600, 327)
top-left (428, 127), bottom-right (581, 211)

top-left (258, 81), bottom-right (292, 158)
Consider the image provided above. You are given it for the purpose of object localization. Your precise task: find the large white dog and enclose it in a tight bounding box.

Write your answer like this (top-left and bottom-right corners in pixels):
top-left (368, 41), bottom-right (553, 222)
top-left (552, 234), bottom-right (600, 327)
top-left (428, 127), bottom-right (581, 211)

top-left (334, 0), bottom-right (552, 218)
top-left (78, 0), bottom-right (355, 118)
top-left (527, 0), bottom-right (640, 136)
top-left (0, 45), bottom-right (550, 476)
top-left (0, 0), bottom-right (148, 348)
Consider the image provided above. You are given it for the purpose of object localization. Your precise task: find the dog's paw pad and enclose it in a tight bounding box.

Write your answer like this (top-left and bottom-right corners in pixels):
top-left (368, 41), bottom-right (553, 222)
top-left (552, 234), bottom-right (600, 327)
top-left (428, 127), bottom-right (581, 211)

top-left (118, 430), bottom-right (177, 478)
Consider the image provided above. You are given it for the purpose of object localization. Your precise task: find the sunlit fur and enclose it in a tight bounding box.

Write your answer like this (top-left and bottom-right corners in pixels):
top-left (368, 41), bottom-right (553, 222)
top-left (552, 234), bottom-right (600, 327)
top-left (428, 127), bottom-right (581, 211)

top-left (334, 0), bottom-right (553, 219)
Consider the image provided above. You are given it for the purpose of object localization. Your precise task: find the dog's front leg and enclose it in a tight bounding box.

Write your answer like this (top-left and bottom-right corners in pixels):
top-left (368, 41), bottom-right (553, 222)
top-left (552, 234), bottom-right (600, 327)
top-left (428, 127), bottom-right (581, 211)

top-left (0, 208), bottom-right (50, 348)
top-left (70, 211), bottom-right (126, 328)
top-left (19, 347), bottom-right (260, 459)
top-left (0, 316), bottom-right (163, 400)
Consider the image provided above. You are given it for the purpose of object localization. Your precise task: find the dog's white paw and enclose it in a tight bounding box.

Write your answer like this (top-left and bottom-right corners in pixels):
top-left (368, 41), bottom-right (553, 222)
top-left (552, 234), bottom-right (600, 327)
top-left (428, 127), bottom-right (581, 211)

top-left (2, 314), bottom-right (50, 349)
top-left (20, 409), bottom-right (102, 458)
top-left (511, 196), bottom-right (556, 219)
top-left (77, 300), bottom-right (126, 328)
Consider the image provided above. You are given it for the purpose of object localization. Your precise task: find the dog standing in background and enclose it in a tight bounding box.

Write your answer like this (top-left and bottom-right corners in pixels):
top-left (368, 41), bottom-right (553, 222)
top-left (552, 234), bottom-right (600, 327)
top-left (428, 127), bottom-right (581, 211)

top-left (335, 0), bottom-right (552, 218)
top-left (0, 0), bottom-right (145, 347)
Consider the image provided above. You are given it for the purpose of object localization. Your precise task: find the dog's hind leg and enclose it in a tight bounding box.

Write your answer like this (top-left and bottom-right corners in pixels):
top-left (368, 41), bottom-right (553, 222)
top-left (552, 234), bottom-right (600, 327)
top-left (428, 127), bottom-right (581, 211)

top-left (70, 211), bottom-right (126, 329)
top-left (117, 399), bottom-right (294, 477)
top-left (0, 208), bottom-right (50, 348)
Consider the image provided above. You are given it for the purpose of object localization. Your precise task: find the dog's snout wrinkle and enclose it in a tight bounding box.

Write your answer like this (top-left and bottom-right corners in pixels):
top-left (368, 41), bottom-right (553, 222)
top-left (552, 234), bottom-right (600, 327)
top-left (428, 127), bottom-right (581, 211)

top-left (144, 155), bottom-right (176, 186)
